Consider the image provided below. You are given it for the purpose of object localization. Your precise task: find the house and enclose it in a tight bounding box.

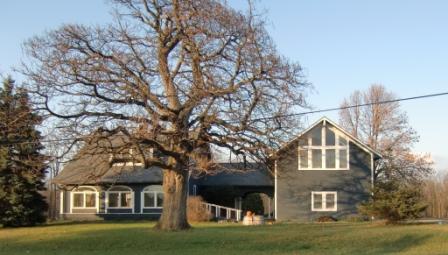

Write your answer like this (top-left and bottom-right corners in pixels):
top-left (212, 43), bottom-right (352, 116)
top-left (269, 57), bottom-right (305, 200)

top-left (274, 117), bottom-right (381, 220)
top-left (53, 117), bottom-right (380, 221)
top-left (53, 136), bottom-right (274, 220)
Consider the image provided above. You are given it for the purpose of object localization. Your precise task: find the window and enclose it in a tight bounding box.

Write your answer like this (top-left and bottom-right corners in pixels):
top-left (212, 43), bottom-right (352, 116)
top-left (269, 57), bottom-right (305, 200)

top-left (142, 185), bottom-right (164, 208)
top-left (298, 123), bottom-right (350, 170)
top-left (71, 186), bottom-right (97, 209)
top-left (311, 191), bottom-right (337, 211)
top-left (107, 186), bottom-right (133, 208)
top-left (109, 147), bottom-right (151, 167)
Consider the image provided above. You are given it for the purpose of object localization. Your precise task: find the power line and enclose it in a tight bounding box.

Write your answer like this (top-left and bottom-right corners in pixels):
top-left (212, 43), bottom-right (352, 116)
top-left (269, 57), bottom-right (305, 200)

top-left (248, 91), bottom-right (448, 122)
top-left (2, 91), bottom-right (448, 145)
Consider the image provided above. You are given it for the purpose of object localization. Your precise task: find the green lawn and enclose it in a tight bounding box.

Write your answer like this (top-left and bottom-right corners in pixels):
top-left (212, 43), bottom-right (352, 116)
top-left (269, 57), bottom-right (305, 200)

top-left (1, 221), bottom-right (448, 255)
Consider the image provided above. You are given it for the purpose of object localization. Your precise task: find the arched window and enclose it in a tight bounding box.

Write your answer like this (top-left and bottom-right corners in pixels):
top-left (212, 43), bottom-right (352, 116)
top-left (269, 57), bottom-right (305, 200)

top-left (71, 186), bottom-right (97, 209)
top-left (107, 186), bottom-right (133, 208)
top-left (141, 185), bottom-right (163, 208)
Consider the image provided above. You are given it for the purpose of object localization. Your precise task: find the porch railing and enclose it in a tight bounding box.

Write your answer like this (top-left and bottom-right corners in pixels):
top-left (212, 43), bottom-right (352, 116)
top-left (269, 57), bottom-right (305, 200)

top-left (202, 202), bottom-right (242, 221)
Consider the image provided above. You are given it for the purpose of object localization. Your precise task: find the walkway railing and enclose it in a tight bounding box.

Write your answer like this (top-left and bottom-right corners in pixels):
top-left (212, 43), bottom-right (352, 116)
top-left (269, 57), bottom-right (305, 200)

top-left (202, 202), bottom-right (242, 221)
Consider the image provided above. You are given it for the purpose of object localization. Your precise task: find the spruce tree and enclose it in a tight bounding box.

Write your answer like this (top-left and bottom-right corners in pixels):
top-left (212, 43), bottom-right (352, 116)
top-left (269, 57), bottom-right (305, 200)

top-left (0, 77), bottom-right (47, 227)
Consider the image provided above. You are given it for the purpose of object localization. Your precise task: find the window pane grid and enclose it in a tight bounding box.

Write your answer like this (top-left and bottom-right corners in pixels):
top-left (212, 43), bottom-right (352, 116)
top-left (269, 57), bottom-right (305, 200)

top-left (298, 125), bottom-right (349, 170)
top-left (85, 193), bottom-right (96, 207)
top-left (72, 191), bottom-right (97, 209)
top-left (108, 192), bottom-right (132, 208)
top-left (73, 193), bottom-right (84, 208)
top-left (312, 192), bottom-right (337, 211)
top-left (143, 191), bottom-right (163, 208)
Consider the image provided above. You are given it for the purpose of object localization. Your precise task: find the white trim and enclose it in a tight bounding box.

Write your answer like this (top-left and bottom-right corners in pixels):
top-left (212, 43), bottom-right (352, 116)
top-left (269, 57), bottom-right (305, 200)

top-left (70, 186), bottom-right (98, 211)
top-left (141, 185), bottom-right (164, 209)
top-left (60, 191), bottom-right (64, 214)
top-left (370, 152), bottom-right (375, 190)
top-left (273, 117), bottom-right (382, 158)
top-left (298, 124), bottom-right (350, 171)
top-left (105, 185), bottom-right (134, 211)
top-left (105, 191), bottom-right (109, 213)
top-left (111, 162), bottom-right (144, 167)
top-left (60, 212), bottom-right (161, 215)
top-left (311, 191), bottom-right (337, 212)
top-left (96, 192), bottom-right (100, 213)
top-left (140, 191), bottom-right (143, 214)
top-left (274, 159), bottom-right (278, 220)
top-left (322, 123), bottom-right (326, 169)
top-left (132, 192), bottom-right (135, 213)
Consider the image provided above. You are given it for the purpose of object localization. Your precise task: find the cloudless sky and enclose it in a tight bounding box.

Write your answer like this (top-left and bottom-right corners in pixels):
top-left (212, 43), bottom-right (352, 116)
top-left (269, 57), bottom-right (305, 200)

top-left (1, 0), bottom-right (447, 171)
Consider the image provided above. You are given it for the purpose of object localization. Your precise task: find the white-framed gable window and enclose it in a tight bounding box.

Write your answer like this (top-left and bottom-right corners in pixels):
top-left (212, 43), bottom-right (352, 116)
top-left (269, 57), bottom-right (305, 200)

top-left (311, 191), bottom-right (337, 212)
top-left (141, 185), bottom-right (164, 209)
top-left (109, 147), bottom-right (153, 167)
top-left (71, 186), bottom-right (98, 210)
top-left (106, 186), bottom-right (133, 209)
top-left (298, 123), bottom-right (350, 170)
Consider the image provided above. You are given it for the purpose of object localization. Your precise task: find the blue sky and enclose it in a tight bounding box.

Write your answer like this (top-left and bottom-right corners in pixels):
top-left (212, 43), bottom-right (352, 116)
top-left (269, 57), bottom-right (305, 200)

top-left (1, 1), bottom-right (447, 171)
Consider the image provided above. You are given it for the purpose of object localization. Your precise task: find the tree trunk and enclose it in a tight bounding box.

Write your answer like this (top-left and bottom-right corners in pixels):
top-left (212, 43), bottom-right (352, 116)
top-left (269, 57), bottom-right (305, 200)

top-left (155, 168), bottom-right (190, 231)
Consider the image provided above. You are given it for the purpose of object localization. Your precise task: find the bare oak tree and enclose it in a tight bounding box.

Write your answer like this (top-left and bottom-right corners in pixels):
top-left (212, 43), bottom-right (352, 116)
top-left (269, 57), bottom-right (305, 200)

top-left (339, 84), bottom-right (432, 183)
top-left (22, 0), bottom-right (308, 230)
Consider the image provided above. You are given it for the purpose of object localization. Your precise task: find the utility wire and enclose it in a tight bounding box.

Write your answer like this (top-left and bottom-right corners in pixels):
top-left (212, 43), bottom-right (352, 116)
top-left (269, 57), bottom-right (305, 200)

top-left (248, 91), bottom-right (448, 122)
top-left (2, 91), bottom-right (448, 146)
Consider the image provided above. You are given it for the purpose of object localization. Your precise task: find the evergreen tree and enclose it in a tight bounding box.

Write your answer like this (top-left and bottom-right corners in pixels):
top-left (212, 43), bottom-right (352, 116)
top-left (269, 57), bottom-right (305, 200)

top-left (0, 77), bottom-right (47, 227)
top-left (358, 180), bottom-right (427, 224)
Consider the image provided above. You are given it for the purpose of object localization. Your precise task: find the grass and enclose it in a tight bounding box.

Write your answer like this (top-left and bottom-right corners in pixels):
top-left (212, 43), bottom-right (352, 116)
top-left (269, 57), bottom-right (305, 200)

top-left (1, 221), bottom-right (448, 255)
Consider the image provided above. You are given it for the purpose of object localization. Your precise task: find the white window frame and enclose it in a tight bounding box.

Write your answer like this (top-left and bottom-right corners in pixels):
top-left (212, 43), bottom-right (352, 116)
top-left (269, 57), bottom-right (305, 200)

top-left (298, 123), bottom-right (350, 170)
top-left (109, 147), bottom-right (152, 167)
top-left (106, 186), bottom-right (134, 211)
top-left (311, 191), bottom-right (337, 212)
top-left (70, 186), bottom-right (99, 212)
top-left (141, 185), bottom-right (163, 209)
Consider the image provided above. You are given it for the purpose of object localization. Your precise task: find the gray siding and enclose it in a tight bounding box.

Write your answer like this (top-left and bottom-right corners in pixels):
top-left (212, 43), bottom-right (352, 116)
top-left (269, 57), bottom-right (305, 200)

top-left (277, 141), bottom-right (372, 221)
top-left (59, 184), bottom-right (162, 221)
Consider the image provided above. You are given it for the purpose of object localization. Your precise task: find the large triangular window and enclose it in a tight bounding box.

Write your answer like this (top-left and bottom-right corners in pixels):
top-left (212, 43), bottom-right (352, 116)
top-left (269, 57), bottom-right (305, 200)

top-left (298, 122), bottom-right (349, 170)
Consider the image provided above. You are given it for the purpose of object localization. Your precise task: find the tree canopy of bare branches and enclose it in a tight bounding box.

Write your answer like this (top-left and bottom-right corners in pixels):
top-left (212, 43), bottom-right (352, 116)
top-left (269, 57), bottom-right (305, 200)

top-left (22, 0), bottom-right (309, 230)
top-left (339, 84), bottom-right (433, 183)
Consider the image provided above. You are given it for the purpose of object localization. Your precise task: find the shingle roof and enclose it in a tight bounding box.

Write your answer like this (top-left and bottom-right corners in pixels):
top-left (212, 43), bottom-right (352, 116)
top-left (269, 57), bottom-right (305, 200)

top-left (53, 134), bottom-right (272, 186)
top-left (52, 134), bottom-right (163, 185)
top-left (53, 154), bottom-right (272, 187)
top-left (52, 153), bottom-right (163, 185)
top-left (193, 163), bottom-right (273, 187)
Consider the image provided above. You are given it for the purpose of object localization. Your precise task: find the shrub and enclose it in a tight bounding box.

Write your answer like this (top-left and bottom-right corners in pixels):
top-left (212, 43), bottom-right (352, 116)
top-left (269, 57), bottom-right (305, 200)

top-left (187, 196), bottom-right (212, 222)
top-left (358, 180), bottom-right (427, 224)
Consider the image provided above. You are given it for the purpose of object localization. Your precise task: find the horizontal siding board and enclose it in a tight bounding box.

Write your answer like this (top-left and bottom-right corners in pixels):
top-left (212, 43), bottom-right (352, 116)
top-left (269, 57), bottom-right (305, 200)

top-left (277, 139), bottom-right (372, 221)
